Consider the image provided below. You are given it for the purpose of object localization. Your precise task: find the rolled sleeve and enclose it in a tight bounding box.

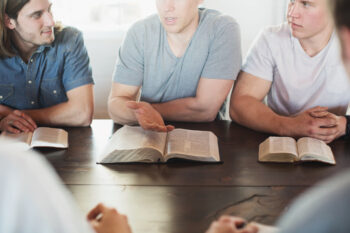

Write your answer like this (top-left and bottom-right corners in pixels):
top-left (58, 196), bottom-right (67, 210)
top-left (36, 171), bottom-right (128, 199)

top-left (62, 30), bottom-right (94, 91)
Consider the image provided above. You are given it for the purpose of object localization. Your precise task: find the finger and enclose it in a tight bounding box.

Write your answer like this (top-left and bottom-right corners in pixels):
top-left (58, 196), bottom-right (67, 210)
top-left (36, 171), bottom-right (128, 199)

top-left (87, 203), bottom-right (107, 220)
top-left (20, 113), bottom-right (37, 129)
top-left (13, 116), bottom-right (36, 132)
top-left (11, 119), bottom-right (32, 133)
top-left (6, 125), bottom-right (21, 134)
top-left (166, 125), bottom-right (175, 131)
top-left (308, 106), bottom-right (328, 113)
top-left (315, 117), bottom-right (337, 128)
top-left (310, 111), bottom-right (329, 118)
top-left (126, 101), bottom-right (141, 110)
top-left (239, 224), bottom-right (259, 233)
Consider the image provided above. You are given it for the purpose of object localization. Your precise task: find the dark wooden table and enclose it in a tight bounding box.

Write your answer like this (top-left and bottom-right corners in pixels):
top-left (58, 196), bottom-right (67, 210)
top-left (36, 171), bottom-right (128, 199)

top-left (38, 120), bottom-right (350, 233)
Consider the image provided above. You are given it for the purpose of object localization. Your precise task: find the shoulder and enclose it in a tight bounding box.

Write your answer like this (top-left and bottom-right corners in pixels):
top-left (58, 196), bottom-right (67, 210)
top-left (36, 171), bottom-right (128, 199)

top-left (54, 26), bottom-right (83, 45)
top-left (127, 14), bottom-right (161, 38)
top-left (259, 22), bottom-right (291, 44)
top-left (199, 8), bottom-right (239, 34)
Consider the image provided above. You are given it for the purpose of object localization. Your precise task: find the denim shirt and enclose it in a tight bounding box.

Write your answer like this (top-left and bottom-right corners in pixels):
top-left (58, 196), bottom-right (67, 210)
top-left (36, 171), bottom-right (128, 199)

top-left (0, 27), bottom-right (94, 109)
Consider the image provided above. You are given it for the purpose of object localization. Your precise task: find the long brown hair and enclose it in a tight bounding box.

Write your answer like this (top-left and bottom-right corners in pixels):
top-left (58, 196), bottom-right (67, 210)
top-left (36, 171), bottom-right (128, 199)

top-left (0, 0), bottom-right (62, 58)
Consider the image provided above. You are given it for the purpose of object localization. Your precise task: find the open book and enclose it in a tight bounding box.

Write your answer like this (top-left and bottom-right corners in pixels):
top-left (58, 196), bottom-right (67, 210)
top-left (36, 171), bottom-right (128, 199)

top-left (98, 125), bottom-right (220, 163)
top-left (0, 127), bottom-right (68, 150)
top-left (259, 136), bottom-right (335, 165)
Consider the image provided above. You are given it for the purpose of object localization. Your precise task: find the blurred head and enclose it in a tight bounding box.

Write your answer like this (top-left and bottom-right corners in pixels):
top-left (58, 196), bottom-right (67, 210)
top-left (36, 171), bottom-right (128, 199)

top-left (156, 0), bottom-right (203, 35)
top-left (329, 0), bottom-right (350, 76)
top-left (0, 0), bottom-right (58, 58)
top-left (287, 0), bottom-right (332, 40)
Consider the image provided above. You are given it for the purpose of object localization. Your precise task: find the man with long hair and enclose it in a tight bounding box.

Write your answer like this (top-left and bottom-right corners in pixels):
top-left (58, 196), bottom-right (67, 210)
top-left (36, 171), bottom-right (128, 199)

top-left (0, 0), bottom-right (94, 133)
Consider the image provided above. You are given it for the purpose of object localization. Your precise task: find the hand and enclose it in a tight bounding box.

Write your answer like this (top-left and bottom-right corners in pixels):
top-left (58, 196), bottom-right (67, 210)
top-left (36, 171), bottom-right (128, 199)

top-left (284, 106), bottom-right (342, 143)
top-left (126, 101), bottom-right (174, 132)
top-left (87, 203), bottom-right (132, 233)
top-left (206, 216), bottom-right (258, 233)
top-left (309, 109), bottom-right (346, 143)
top-left (0, 110), bottom-right (37, 133)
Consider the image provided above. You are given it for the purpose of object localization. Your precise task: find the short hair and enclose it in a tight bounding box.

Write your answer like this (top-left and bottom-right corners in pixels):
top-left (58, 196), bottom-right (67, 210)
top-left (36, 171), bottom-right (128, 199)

top-left (329, 0), bottom-right (350, 29)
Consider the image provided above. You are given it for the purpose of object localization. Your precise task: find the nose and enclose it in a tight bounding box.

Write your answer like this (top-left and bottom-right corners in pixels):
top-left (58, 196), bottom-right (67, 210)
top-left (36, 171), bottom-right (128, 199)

top-left (164, 0), bottom-right (175, 12)
top-left (43, 11), bottom-right (55, 27)
top-left (288, 2), bottom-right (300, 19)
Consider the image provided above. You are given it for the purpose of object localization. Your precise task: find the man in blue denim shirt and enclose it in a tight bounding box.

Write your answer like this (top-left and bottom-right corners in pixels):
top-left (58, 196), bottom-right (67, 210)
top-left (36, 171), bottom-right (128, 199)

top-left (0, 0), bottom-right (94, 133)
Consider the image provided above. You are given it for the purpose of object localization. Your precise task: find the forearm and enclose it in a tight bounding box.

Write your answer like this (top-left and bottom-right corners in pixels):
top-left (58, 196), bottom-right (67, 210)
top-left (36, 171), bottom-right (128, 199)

top-left (230, 96), bottom-right (290, 135)
top-left (152, 97), bottom-right (219, 122)
top-left (0, 104), bottom-right (13, 118)
top-left (24, 101), bottom-right (93, 126)
top-left (108, 97), bottom-right (138, 125)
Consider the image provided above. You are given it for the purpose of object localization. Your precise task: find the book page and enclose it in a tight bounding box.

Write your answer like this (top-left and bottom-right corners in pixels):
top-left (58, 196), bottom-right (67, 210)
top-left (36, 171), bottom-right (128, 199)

top-left (165, 128), bottom-right (220, 162)
top-left (297, 137), bottom-right (335, 164)
top-left (0, 131), bottom-right (32, 150)
top-left (259, 137), bottom-right (298, 162)
top-left (30, 127), bottom-right (68, 148)
top-left (98, 125), bottom-right (167, 163)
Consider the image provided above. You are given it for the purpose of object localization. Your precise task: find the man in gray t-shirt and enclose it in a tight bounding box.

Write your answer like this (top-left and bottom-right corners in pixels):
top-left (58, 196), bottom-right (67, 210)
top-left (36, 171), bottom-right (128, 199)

top-left (108, 0), bottom-right (241, 132)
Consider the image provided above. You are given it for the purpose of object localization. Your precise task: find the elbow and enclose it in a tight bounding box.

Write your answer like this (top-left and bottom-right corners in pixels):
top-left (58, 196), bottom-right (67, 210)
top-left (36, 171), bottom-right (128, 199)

top-left (229, 99), bottom-right (241, 123)
top-left (78, 106), bottom-right (93, 126)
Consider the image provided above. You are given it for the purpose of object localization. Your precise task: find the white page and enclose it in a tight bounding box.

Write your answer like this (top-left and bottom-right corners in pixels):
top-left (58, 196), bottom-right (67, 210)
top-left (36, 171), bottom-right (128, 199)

top-left (297, 137), bottom-right (335, 164)
top-left (30, 127), bottom-right (68, 148)
top-left (166, 128), bottom-right (220, 161)
top-left (99, 125), bottom-right (167, 162)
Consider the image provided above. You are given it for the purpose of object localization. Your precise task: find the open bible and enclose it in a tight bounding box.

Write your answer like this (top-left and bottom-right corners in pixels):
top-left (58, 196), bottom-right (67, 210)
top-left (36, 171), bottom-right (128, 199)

top-left (98, 125), bottom-right (220, 163)
top-left (0, 127), bottom-right (68, 150)
top-left (259, 136), bottom-right (335, 165)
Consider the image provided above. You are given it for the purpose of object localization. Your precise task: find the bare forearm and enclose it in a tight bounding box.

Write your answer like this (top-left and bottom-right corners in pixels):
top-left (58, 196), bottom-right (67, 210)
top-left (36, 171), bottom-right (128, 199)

top-left (0, 104), bottom-right (13, 118)
top-left (153, 97), bottom-right (219, 122)
top-left (24, 102), bottom-right (93, 126)
top-left (108, 97), bottom-right (138, 125)
top-left (230, 96), bottom-right (289, 135)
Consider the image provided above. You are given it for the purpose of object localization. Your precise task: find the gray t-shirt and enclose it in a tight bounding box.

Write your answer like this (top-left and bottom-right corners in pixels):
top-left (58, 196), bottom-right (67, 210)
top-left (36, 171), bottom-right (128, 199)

top-left (113, 8), bottom-right (241, 118)
top-left (277, 169), bottom-right (350, 233)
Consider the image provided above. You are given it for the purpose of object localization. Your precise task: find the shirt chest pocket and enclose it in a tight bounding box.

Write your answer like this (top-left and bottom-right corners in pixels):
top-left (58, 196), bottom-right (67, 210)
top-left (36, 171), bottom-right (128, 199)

top-left (0, 84), bottom-right (14, 103)
top-left (40, 77), bottom-right (67, 107)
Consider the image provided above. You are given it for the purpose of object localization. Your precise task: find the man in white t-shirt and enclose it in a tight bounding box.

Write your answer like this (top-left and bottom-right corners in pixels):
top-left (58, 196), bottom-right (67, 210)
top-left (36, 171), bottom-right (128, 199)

top-left (230, 0), bottom-right (350, 143)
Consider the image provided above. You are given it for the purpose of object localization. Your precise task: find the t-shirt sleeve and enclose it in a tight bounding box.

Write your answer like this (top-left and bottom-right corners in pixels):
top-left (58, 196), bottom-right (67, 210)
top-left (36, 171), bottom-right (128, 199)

top-left (201, 19), bottom-right (242, 80)
top-left (242, 29), bottom-right (275, 81)
top-left (112, 23), bottom-right (144, 86)
top-left (62, 29), bottom-right (94, 91)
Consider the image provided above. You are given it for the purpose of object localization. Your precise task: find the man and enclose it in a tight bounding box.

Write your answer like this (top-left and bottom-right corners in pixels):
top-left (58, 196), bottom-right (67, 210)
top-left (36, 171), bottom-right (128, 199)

top-left (108, 0), bottom-right (241, 132)
top-left (206, 0), bottom-right (350, 232)
top-left (0, 0), bottom-right (94, 134)
top-left (0, 139), bottom-right (132, 233)
top-left (230, 0), bottom-right (350, 143)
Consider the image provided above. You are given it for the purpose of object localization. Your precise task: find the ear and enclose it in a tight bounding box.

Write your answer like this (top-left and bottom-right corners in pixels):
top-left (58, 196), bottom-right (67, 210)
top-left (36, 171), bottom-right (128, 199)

top-left (4, 14), bottom-right (16, 30)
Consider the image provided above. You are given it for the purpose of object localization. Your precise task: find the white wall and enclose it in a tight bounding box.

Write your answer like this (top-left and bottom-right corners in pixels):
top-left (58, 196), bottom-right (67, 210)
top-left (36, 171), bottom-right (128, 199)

top-left (84, 1), bottom-right (288, 118)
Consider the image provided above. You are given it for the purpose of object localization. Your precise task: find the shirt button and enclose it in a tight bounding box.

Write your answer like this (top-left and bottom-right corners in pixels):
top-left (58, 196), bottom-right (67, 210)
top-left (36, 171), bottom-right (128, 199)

top-left (0, 96), bottom-right (3, 99)
top-left (30, 59), bottom-right (34, 63)
top-left (28, 80), bottom-right (32, 84)
top-left (31, 101), bottom-right (35, 105)
top-left (53, 90), bottom-right (57, 94)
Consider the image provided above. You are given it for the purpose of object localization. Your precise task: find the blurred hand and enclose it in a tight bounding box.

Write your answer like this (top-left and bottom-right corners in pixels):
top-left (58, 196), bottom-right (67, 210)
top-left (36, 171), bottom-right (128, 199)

top-left (0, 110), bottom-right (37, 133)
top-left (127, 101), bottom-right (174, 132)
top-left (87, 203), bottom-right (132, 233)
top-left (206, 216), bottom-right (258, 233)
top-left (285, 106), bottom-right (343, 143)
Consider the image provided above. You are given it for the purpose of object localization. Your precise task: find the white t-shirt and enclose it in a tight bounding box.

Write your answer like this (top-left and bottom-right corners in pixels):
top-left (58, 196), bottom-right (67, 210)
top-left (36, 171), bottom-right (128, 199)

top-left (242, 22), bottom-right (350, 116)
top-left (0, 139), bottom-right (94, 233)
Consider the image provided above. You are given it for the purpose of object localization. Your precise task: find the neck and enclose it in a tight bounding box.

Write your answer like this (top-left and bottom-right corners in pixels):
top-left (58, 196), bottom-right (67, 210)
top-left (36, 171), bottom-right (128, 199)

top-left (299, 24), bottom-right (334, 57)
top-left (10, 31), bottom-right (38, 63)
top-left (166, 13), bottom-right (199, 57)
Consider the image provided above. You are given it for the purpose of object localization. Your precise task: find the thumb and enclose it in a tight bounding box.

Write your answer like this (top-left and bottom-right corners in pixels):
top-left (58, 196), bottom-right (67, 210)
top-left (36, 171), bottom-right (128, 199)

top-left (166, 125), bottom-right (175, 131)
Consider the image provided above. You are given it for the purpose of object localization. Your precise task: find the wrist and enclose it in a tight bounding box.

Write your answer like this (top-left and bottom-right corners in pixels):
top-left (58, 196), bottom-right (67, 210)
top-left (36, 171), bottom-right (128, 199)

top-left (274, 115), bottom-right (292, 136)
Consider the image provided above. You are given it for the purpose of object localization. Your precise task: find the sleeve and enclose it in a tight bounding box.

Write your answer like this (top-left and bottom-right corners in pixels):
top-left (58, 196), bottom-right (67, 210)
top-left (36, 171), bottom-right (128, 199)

top-left (112, 23), bottom-right (144, 86)
top-left (62, 29), bottom-right (94, 92)
top-left (242, 29), bottom-right (275, 81)
top-left (201, 18), bottom-right (242, 80)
